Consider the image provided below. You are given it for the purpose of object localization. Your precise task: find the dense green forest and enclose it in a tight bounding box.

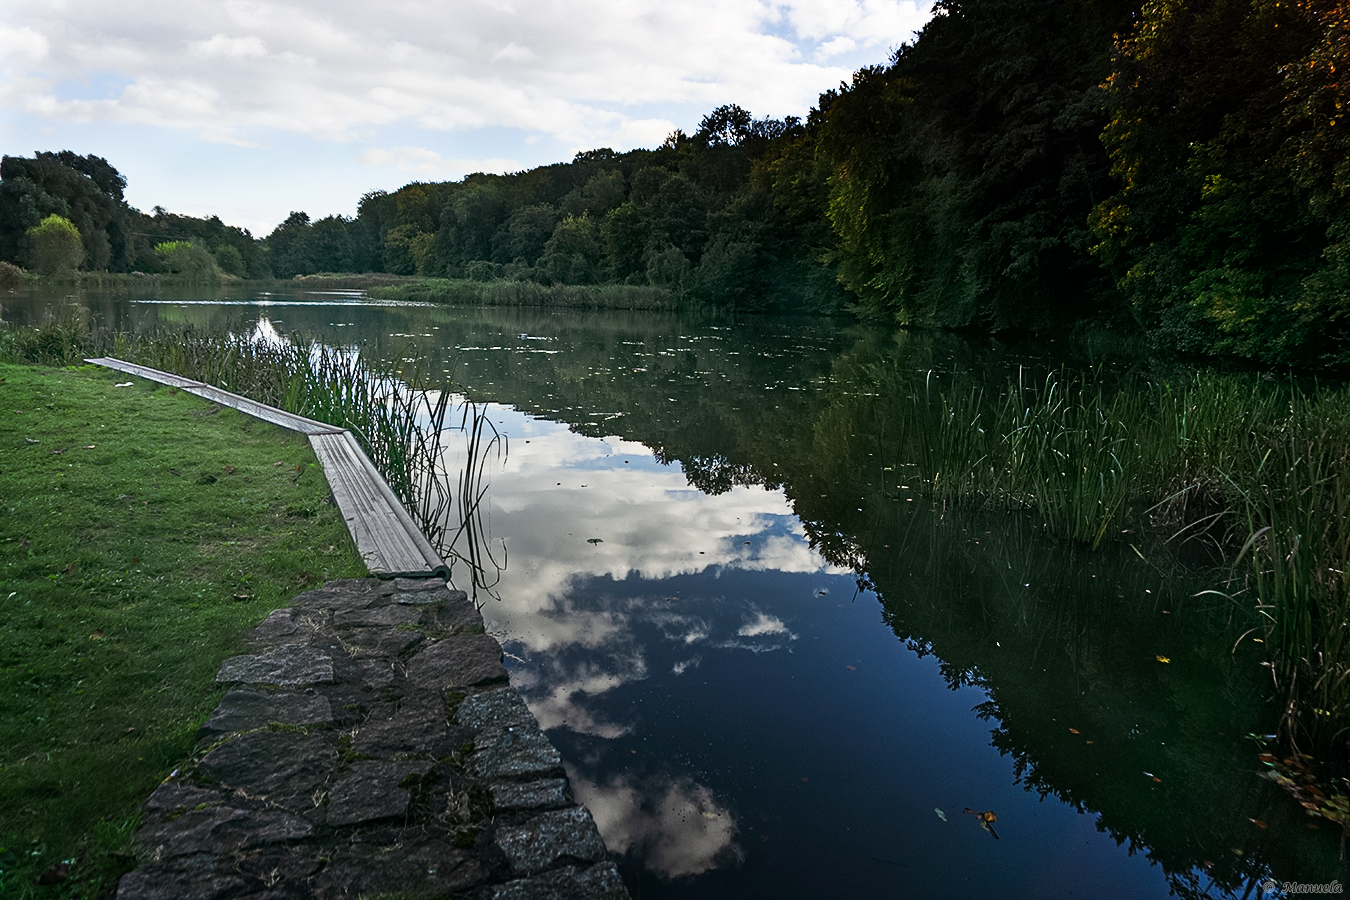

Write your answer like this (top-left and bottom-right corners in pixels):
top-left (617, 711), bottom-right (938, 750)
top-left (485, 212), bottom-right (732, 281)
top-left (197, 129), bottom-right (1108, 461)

top-left (3, 0), bottom-right (1348, 366)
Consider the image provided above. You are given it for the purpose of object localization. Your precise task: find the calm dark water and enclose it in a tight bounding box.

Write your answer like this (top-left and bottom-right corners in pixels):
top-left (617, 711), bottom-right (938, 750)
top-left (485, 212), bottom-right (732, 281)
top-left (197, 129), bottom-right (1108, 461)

top-left (8, 286), bottom-right (1347, 897)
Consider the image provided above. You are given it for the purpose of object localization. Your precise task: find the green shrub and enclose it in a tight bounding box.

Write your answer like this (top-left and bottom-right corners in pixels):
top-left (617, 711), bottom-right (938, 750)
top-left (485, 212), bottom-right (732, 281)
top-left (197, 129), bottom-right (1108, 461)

top-left (27, 214), bottom-right (84, 275)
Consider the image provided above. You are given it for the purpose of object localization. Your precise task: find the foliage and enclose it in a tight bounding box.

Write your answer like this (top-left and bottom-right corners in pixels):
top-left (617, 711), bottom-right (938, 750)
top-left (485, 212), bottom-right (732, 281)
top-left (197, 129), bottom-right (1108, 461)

top-left (814, 0), bottom-right (1135, 331)
top-left (153, 240), bottom-right (222, 282)
top-left (1093, 0), bottom-right (1350, 366)
top-left (0, 152), bottom-right (132, 272)
top-left (0, 260), bottom-right (21, 290)
top-left (26, 214), bottom-right (85, 275)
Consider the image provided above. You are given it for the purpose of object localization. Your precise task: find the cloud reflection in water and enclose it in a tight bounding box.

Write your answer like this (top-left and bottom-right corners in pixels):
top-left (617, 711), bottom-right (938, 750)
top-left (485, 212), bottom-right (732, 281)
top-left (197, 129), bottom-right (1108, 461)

top-left (570, 773), bottom-right (744, 880)
top-left (456, 408), bottom-right (837, 879)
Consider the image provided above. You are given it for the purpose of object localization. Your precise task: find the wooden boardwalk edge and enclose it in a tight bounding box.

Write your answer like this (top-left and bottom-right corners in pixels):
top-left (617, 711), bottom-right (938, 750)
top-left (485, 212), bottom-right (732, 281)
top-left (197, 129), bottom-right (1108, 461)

top-left (85, 357), bottom-right (450, 581)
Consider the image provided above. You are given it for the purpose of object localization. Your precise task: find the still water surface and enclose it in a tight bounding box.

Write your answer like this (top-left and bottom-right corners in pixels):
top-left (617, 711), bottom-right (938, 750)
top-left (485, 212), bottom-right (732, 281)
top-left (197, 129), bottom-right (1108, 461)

top-left (9, 286), bottom-right (1346, 897)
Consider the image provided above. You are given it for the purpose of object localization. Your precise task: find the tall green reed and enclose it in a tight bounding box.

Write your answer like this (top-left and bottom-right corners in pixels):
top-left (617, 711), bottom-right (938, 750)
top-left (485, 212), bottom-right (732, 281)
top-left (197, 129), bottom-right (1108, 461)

top-left (881, 363), bottom-right (1350, 750)
top-left (105, 326), bottom-right (505, 602)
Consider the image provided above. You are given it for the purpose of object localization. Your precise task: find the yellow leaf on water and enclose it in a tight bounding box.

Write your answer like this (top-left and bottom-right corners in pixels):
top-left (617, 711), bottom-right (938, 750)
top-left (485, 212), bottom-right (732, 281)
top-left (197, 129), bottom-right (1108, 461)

top-left (1156, 655), bottom-right (1171, 663)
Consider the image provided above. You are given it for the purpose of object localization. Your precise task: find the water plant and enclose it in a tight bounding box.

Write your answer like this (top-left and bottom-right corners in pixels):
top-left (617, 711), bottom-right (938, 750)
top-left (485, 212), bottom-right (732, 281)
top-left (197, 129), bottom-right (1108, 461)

top-left (845, 359), bottom-right (1350, 754)
top-left (1, 311), bottom-right (505, 601)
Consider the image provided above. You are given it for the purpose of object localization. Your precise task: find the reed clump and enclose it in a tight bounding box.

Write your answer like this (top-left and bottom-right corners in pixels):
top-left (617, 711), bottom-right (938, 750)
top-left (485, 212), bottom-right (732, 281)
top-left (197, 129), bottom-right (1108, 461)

top-left (890, 365), bottom-right (1350, 749)
top-left (1, 312), bottom-right (502, 598)
top-left (360, 276), bottom-right (679, 310)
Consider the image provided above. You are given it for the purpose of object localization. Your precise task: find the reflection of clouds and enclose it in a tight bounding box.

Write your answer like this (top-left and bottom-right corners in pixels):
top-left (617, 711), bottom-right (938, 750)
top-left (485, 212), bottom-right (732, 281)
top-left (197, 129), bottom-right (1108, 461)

top-left (570, 772), bottom-right (742, 880)
top-left (511, 655), bottom-right (645, 739)
top-left (452, 411), bottom-right (843, 647)
top-left (450, 407), bottom-right (836, 740)
top-left (737, 611), bottom-right (791, 638)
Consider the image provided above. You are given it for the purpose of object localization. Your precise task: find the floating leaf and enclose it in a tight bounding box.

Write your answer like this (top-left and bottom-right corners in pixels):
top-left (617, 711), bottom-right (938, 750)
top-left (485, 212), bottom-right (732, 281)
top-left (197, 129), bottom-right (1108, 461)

top-left (935, 808), bottom-right (947, 822)
top-left (1156, 655), bottom-right (1171, 663)
top-left (1068, 728), bottom-right (1080, 734)
top-left (963, 808), bottom-right (1000, 839)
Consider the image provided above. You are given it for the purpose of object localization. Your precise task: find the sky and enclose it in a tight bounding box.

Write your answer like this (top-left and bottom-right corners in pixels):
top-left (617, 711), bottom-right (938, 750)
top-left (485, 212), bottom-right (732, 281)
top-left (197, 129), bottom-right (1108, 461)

top-left (0, 0), bottom-right (934, 238)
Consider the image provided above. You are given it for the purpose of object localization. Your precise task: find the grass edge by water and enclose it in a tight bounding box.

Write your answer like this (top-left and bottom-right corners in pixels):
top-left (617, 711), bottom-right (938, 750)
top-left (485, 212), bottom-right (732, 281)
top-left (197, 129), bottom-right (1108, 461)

top-left (0, 361), bottom-right (366, 899)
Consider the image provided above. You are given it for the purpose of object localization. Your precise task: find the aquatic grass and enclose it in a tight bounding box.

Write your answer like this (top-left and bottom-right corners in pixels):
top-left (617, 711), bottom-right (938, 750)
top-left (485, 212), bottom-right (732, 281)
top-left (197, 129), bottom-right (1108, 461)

top-left (106, 327), bottom-right (513, 603)
top-left (298, 272), bottom-right (685, 311)
top-left (1, 314), bottom-right (508, 601)
top-left (863, 361), bottom-right (1350, 751)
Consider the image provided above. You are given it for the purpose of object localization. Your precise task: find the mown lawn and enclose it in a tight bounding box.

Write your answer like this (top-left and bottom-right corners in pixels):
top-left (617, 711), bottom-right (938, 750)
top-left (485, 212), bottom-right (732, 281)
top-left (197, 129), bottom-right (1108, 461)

top-left (0, 362), bottom-right (366, 898)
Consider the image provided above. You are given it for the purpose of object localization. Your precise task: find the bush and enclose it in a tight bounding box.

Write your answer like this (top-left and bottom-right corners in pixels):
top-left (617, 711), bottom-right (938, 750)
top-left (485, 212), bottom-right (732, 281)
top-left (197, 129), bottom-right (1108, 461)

top-left (155, 241), bottom-right (223, 282)
top-left (214, 244), bottom-right (246, 277)
top-left (0, 260), bottom-right (22, 291)
top-left (27, 215), bottom-right (84, 275)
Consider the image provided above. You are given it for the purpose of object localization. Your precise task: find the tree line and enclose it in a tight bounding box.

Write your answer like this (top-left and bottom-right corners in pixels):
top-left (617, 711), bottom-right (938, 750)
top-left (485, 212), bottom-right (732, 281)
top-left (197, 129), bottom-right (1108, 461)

top-left (2, 0), bottom-right (1347, 366)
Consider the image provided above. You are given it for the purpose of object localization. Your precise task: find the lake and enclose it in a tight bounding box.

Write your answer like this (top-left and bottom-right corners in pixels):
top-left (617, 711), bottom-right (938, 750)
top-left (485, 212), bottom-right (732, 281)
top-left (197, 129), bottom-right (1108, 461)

top-left (7, 284), bottom-right (1345, 897)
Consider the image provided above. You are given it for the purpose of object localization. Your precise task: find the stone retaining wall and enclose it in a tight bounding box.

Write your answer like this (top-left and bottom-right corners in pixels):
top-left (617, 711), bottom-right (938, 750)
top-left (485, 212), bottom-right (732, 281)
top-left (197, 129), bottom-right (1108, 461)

top-left (115, 578), bottom-right (629, 900)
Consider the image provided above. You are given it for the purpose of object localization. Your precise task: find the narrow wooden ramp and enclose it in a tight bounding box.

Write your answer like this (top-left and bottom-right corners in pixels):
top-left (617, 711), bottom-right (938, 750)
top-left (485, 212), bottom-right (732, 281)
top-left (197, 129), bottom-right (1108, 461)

top-left (86, 357), bottom-right (449, 580)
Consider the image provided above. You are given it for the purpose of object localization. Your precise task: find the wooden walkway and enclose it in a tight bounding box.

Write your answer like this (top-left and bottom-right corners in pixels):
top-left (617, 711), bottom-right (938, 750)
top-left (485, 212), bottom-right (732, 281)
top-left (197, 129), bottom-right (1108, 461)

top-left (86, 357), bottom-right (450, 581)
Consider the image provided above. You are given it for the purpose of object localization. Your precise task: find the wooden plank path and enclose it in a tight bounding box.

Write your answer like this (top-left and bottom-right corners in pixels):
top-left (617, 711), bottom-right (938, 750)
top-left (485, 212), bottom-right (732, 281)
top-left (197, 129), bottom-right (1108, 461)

top-left (86, 357), bottom-right (450, 581)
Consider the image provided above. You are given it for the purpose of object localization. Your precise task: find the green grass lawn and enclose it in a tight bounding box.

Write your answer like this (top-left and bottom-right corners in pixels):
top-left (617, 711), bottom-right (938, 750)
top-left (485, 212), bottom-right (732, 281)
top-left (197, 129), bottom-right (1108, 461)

top-left (0, 362), bottom-right (366, 898)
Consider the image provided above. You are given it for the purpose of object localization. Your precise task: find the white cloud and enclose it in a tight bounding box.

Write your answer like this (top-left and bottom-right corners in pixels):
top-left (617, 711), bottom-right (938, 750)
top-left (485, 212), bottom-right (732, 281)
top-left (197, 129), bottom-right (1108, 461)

top-left (356, 146), bottom-right (522, 179)
top-left (191, 33), bottom-right (269, 60)
top-left (0, 23), bottom-right (49, 61)
top-left (737, 611), bottom-right (792, 638)
top-left (0, 0), bottom-right (933, 150)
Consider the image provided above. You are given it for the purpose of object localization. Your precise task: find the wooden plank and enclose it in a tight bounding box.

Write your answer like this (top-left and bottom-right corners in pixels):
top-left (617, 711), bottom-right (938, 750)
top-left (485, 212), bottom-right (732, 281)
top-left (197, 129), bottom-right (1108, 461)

top-left (86, 357), bottom-right (344, 435)
top-left (185, 384), bottom-right (342, 435)
top-left (85, 356), bottom-right (201, 388)
top-left (86, 356), bottom-right (449, 580)
top-left (309, 432), bottom-right (450, 580)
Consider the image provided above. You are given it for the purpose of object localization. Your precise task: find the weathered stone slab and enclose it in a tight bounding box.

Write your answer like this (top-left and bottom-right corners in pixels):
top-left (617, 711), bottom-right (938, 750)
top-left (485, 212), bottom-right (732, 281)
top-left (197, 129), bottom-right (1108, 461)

top-left (489, 778), bottom-right (569, 812)
top-left (354, 659), bottom-right (399, 690)
top-left (455, 687), bottom-right (537, 732)
top-left (495, 808), bottom-right (608, 876)
top-left (468, 728), bottom-right (562, 780)
top-left (217, 645), bottom-right (334, 687)
top-left (333, 605), bottom-right (423, 628)
top-left (353, 693), bottom-right (449, 756)
top-left (341, 627), bottom-right (423, 659)
top-left (394, 577), bottom-right (449, 593)
top-left (136, 807), bottom-right (312, 860)
top-left (407, 635), bottom-right (507, 690)
top-left (326, 760), bottom-right (432, 826)
top-left (292, 581), bottom-right (380, 609)
top-left (392, 589), bottom-right (452, 607)
top-left (198, 732), bottom-right (337, 813)
top-left (115, 852), bottom-right (246, 900)
top-left (436, 596), bottom-right (485, 633)
top-left (485, 862), bottom-right (628, 900)
top-left (245, 608), bottom-right (306, 646)
top-left (309, 841), bottom-right (488, 898)
top-left (200, 689), bottom-right (334, 736)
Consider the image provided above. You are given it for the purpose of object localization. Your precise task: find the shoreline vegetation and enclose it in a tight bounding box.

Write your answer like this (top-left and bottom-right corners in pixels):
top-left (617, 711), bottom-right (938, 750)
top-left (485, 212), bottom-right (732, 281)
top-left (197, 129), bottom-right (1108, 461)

top-left (6, 313), bottom-right (1350, 767)
top-left (5, 2), bottom-right (1349, 368)
top-left (0, 315), bottom-right (509, 898)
